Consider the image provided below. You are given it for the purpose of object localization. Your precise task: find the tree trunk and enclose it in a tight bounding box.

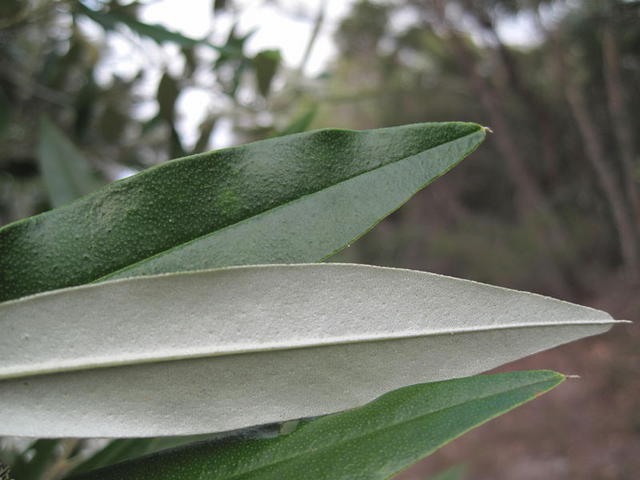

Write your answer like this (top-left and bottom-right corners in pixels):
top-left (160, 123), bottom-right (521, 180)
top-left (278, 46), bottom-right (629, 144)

top-left (429, 0), bottom-right (571, 294)
top-left (534, 8), bottom-right (639, 278)
top-left (564, 84), bottom-right (639, 278)
top-left (462, 0), bottom-right (560, 182)
top-left (602, 21), bottom-right (640, 229)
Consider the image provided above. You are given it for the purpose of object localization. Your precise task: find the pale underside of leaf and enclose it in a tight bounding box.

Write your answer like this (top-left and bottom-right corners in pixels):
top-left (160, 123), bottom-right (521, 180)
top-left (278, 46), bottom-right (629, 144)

top-left (0, 264), bottom-right (616, 437)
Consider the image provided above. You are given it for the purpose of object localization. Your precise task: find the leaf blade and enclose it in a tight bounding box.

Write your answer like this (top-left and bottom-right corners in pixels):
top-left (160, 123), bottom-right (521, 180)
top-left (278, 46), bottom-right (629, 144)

top-left (0, 264), bottom-right (616, 438)
top-left (37, 116), bottom-right (101, 208)
top-left (69, 371), bottom-right (564, 480)
top-left (0, 122), bottom-right (485, 302)
top-left (76, 3), bottom-right (218, 50)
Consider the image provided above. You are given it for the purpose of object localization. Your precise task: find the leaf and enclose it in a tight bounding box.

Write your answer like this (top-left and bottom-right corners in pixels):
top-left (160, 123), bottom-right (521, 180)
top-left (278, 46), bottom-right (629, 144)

top-left (68, 426), bottom-right (280, 475)
top-left (68, 371), bottom-right (565, 480)
top-left (191, 116), bottom-right (217, 154)
top-left (427, 465), bottom-right (466, 480)
top-left (253, 49), bottom-right (281, 97)
top-left (0, 263), bottom-right (617, 438)
top-left (0, 85), bottom-right (10, 136)
top-left (0, 122), bottom-right (485, 302)
top-left (276, 104), bottom-right (319, 136)
top-left (7, 440), bottom-right (59, 480)
top-left (156, 72), bottom-right (179, 123)
top-left (76, 3), bottom-right (221, 51)
top-left (214, 25), bottom-right (254, 97)
top-left (213, 0), bottom-right (230, 11)
top-left (37, 116), bottom-right (101, 208)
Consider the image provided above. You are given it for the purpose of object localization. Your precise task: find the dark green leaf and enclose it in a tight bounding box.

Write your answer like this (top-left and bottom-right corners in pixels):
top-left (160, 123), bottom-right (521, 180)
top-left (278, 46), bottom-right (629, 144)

top-left (9, 440), bottom-right (59, 480)
top-left (213, 25), bottom-right (254, 96)
top-left (0, 86), bottom-right (10, 136)
top-left (427, 465), bottom-right (466, 480)
top-left (77, 3), bottom-right (222, 51)
top-left (0, 0), bottom-right (22, 18)
top-left (69, 371), bottom-right (565, 480)
top-left (192, 116), bottom-right (217, 154)
top-left (277, 104), bottom-right (319, 136)
top-left (156, 73), bottom-right (179, 123)
top-left (0, 122), bottom-right (485, 302)
top-left (253, 49), bottom-right (281, 97)
top-left (69, 426), bottom-right (280, 475)
top-left (213, 0), bottom-right (230, 12)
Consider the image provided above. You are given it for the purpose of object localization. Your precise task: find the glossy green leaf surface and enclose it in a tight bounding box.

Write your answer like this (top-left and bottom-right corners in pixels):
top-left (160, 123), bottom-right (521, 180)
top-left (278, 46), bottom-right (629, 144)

top-left (37, 117), bottom-right (101, 208)
top-left (0, 264), bottom-right (616, 437)
top-left (0, 122), bottom-right (485, 302)
top-left (70, 371), bottom-right (565, 480)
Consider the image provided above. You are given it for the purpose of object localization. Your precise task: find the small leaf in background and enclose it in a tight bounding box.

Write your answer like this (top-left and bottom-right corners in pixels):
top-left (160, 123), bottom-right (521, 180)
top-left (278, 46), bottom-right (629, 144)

top-left (37, 116), bottom-right (102, 208)
top-left (0, 122), bottom-right (485, 302)
top-left (0, 86), bottom-right (10, 136)
top-left (156, 72), bottom-right (179, 124)
top-left (98, 105), bottom-right (128, 143)
top-left (427, 465), bottom-right (466, 480)
top-left (253, 49), bottom-right (281, 98)
top-left (76, 3), bottom-right (217, 51)
top-left (68, 371), bottom-right (565, 480)
top-left (6, 440), bottom-right (60, 480)
top-left (181, 46), bottom-right (198, 78)
top-left (214, 25), bottom-right (254, 97)
top-left (0, 263), bottom-right (617, 437)
top-left (0, 0), bottom-right (22, 18)
top-left (213, 0), bottom-right (230, 12)
top-left (192, 115), bottom-right (217, 154)
top-left (276, 103), bottom-right (319, 136)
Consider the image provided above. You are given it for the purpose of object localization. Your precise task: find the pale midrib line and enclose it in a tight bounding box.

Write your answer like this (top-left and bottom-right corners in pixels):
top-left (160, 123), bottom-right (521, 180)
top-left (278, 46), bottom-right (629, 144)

top-left (98, 130), bottom-right (482, 280)
top-left (195, 378), bottom-right (557, 480)
top-left (0, 319), bottom-right (613, 380)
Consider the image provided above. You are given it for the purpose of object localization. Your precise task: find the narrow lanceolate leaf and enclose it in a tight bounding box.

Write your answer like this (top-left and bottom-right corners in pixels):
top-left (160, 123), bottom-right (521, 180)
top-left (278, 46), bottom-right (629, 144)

top-left (70, 371), bottom-right (565, 480)
top-left (0, 122), bottom-right (485, 302)
top-left (0, 264), bottom-right (618, 438)
top-left (76, 3), bottom-right (222, 51)
top-left (37, 117), bottom-right (101, 208)
top-left (428, 466), bottom-right (466, 480)
top-left (68, 427), bottom-right (281, 476)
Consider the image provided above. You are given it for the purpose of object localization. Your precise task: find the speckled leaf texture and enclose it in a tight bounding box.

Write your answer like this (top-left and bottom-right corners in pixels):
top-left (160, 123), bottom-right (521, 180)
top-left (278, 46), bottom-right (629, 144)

top-left (0, 122), bottom-right (486, 302)
top-left (69, 371), bottom-right (565, 480)
top-left (0, 264), bottom-right (617, 438)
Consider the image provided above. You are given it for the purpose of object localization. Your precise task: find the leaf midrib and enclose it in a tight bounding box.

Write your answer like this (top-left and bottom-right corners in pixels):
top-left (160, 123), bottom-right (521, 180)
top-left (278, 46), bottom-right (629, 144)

top-left (1, 319), bottom-right (609, 381)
